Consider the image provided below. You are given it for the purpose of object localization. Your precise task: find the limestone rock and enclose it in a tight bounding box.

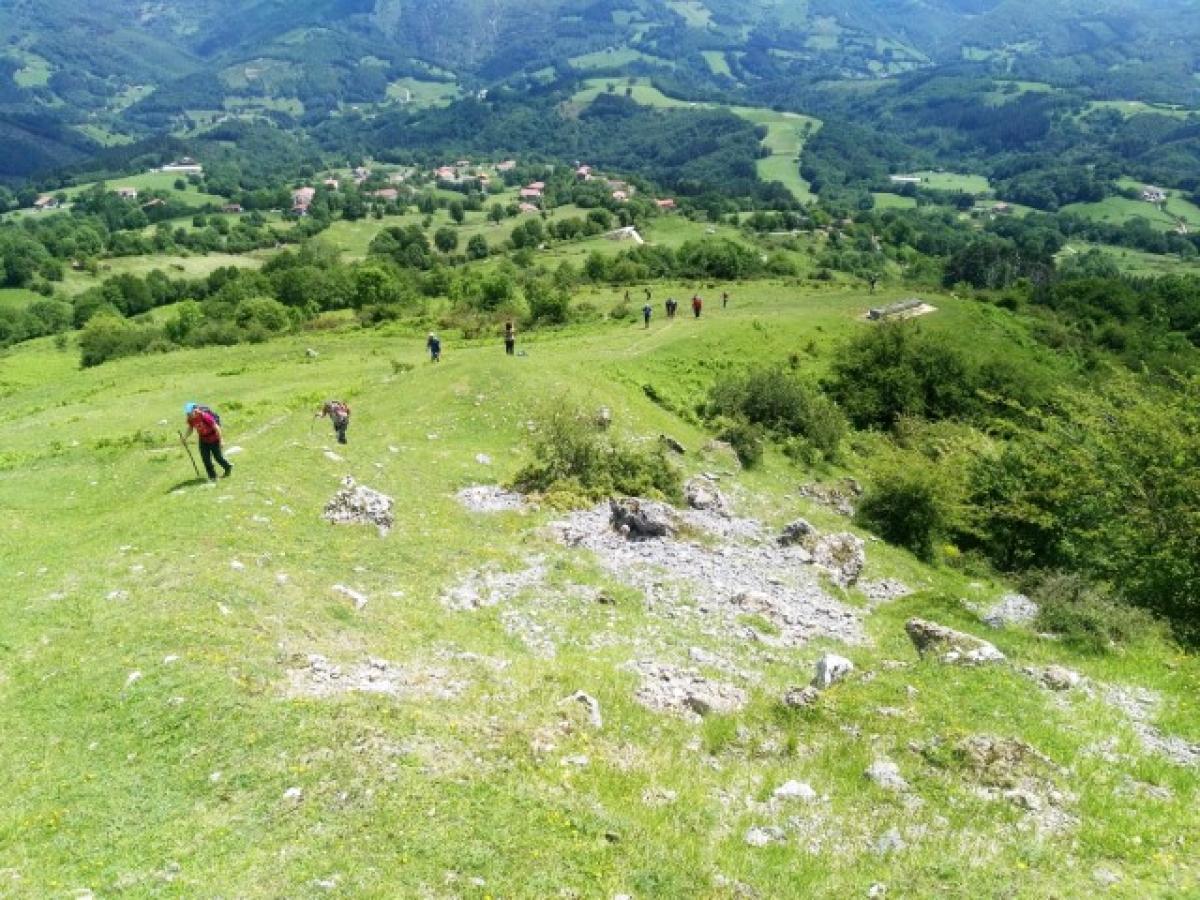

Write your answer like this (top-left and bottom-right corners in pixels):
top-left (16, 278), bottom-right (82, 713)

top-left (609, 498), bottom-right (676, 540)
top-left (772, 780), bottom-right (817, 802)
top-left (684, 476), bottom-right (727, 514)
top-left (812, 532), bottom-right (866, 587)
top-left (323, 476), bottom-right (394, 536)
top-left (745, 826), bottom-right (786, 847)
top-left (865, 758), bottom-right (909, 792)
top-left (905, 618), bottom-right (1006, 666)
top-left (982, 593), bottom-right (1039, 629)
top-left (778, 518), bottom-right (818, 549)
top-left (631, 660), bottom-right (746, 719)
top-left (811, 653), bottom-right (854, 690)
top-left (782, 685), bottom-right (820, 709)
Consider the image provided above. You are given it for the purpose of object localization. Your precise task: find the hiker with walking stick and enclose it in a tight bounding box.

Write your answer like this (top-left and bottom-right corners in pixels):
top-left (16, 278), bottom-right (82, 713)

top-left (316, 400), bottom-right (351, 445)
top-left (182, 402), bottom-right (232, 483)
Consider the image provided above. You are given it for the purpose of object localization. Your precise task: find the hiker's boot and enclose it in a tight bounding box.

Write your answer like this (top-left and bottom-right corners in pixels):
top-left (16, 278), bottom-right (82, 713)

top-left (222, 466), bottom-right (233, 478)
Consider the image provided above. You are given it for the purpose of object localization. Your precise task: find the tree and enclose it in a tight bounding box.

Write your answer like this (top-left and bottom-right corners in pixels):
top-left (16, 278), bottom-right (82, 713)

top-left (449, 201), bottom-right (465, 224)
top-left (467, 234), bottom-right (489, 259)
top-left (434, 226), bottom-right (459, 254)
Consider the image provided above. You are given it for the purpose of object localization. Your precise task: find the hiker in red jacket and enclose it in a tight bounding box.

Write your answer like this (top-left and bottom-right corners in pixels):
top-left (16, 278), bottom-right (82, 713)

top-left (691, 294), bottom-right (703, 318)
top-left (183, 402), bottom-right (232, 482)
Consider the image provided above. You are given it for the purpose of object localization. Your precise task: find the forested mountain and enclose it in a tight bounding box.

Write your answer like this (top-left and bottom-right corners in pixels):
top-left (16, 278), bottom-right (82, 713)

top-left (2, 0), bottom-right (1197, 181)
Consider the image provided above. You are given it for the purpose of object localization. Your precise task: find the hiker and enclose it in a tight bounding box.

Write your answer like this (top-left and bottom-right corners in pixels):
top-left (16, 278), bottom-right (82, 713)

top-left (666, 296), bottom-right (678, 318)
top-left (868, 274), bottom-right (879, 294)
top-left (644, 287), bottom-right (652, 303)
top-left (691, 294), bottom-right (703, 318)
top-left (642, 303), bottom-right (652, 328)
top-left (316, 400), bottom-right (351, 445)
top-left (426, 331), bottom-right (441, 363)
top-left (623, 289), bottom-right (631, 304)
top-left (182, 402), bottom-right (232, 482)
top-left (504, 321), bottom-right (516, 356)
top-left (722, 290), bottom-right (729, 309)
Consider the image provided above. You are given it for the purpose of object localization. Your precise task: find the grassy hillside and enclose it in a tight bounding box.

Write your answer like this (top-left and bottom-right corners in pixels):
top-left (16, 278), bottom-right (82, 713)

top-left (2, 283), bottom-right (1198, 895)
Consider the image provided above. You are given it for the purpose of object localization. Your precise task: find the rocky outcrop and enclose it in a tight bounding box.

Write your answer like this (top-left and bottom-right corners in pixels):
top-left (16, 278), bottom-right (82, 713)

top-left (905, 618), bottom-right (1006, 665)
top-left (323, 476), bottom-right (394, 536)
top-left (813, 533), bottom-right (866, 587)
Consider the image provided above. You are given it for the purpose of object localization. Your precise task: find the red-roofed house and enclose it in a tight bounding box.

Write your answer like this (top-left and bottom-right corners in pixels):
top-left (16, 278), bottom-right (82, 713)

top-left (528, 181), bottom-right (545, 190)
top-left (519, 202), bottom-right (540, 214)
top-left (372, 188), bottom-right (400, 202)
top-left (116, 187), bottom-right (139, 200)
top-left (655, 198), bottom-right (677, 210)
top-left (324, 178), bottom-right (340, 190)
top-left (575, 165), bottom-right (592, 179)
top-left (435, 166), bottom-right (456, 180)
top-left (292, 186), bottom-right (316, 214)
top-left (497, 160), bottom-right (517, 172)
top-left (612, 190), bottom-right (629, 202)
top-left (520, 187), bottom-right (543, 199)
top-left (33, 195), bottom-right (60, 211)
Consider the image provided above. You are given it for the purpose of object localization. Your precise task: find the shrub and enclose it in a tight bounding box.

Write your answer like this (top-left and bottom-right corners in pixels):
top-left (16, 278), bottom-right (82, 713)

top-left (1029, 573), bottom-right (1165, 653)
top-left (706, 366), bottom-right (845, 461)
top-left (512, 401), bottom-right (681, 502)
top-left (78, 314), bottom-right (161, 367)
top-left (716, 419), bottom-right (765, 468)
top-left (856, 464), bottom-right (954, 561)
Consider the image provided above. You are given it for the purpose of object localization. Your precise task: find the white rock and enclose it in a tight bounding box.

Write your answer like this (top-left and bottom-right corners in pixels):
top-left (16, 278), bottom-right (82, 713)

top-left (224, 445), bottom-right (243, 456)
top-left (476, 453), bottom-right (493, 465)
top-left (811, 653), bottom-right (854, 689)
top-left (275, 573), bottom-right (289, 586)
top-left (565, 691), bottom-right (603, 729)
top-left (874, 828), bottom-right (906, 855)
top-left (323, 450), bottom-right (344, 462)
top-left (745, 826), bottom-right (786, 847)
top-left (229, 559), bottom-right (245, 571)
top-left (163, 655), bottom-right (179, 665)
top-left (283, 787), bottom-right (303, 802)
top-left (332, 584), bottom-right (369, 610)
top-left (773, 780), bottom-right (817, 802)
top-left (209, 772), bottom-right (222, 783)
top-left (125, 671), bottom-right (142, 688)
top-left (865, 759), bottom-right (909, 792)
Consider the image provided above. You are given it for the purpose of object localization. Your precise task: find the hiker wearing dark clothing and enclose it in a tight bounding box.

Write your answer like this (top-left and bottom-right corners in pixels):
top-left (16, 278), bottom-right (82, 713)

top-left (722, 291), bottom-right (729, 308)
top-left (642, 303), bottom-right (652, 328)
top-left (427, 332), bottom-right (441, 362)
top-left (183, 402), bottom-right (232, 482)
top-left (666, 297), bottom-right (678, 318)
top-left (504, 321), bottom-right (516, 356)
top-left (317, 400), bottom-right (351, 445)
top-left (692, 295), bottom-right (703, 318)
top-left (644, 287), bottom-right (652, 303)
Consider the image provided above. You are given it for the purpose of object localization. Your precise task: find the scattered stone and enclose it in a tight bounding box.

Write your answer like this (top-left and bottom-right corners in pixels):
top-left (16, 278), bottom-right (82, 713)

top-left (1093, 867), bottom-right (1122, 888)
top-left (812, 533), bottom-right (866, 587)
top-left (811, 653), bottom-right (854, 690)
top-left (1103, 684), bottom-right (1200, 767)
top-left (858, 579), bottom-right (912, 607)
top-left (561, 754), bottom-right (590, 768)
top-left (275, 573), bottom-right (289, 586)
top-left (982, 593), bottom-right (1039, 629)
top-left (323, 450), bottom-right (343, 462)
top-left (209, 772), bottom-right (222, 783)
top-left (868, 884), bottom-right (887, 899)
top-left (283, 654), bottom-right (466, 701)
top-left (1023, 665), bottom-right (1083, 692)
top-left (782, 685), bottom-right (820, 709)
top-left (229, 559), bottom-right (245, 571)
top-left (772, 780), bottom-right (817, 802)
top-left (106, 589), bottom-right (129, 601)
top-left (125, 671), bottom-right (142, 688)
top-left (865, 759), bottom-right (909, 792)
top-left (745, 826), bottom-right (786, 847)
top-left (224, 445), bottom-right (243, 456)
top-left (778, 518), bottom-right (817, 549)
top-left (594, 407), bottom-right (612, 430)
top-left (305, 348), bottom-right (319, 358)
top-left (610, 497), bottom-right (677, 539)
top-left (564, 691), bottom-right (603, 729)
top-left (441, 559), bottom-right (547, 611)
top-left (956, 735), bottom-right (1052, 787)
top-left (660, 434), bottom-right (686, 455)
top-left (1115, 775), bottom-right (1174, 802)
top-left (283, 786), bottom-right (303, 802)
top-left (455, 485), bottom-right (527, 513)
top-left (323, 477), bottom-right (394, 536)
top-left (684, 476), bottom-right (728, 515)
top-left (905, 619), bottom-right (1006, 666)
top-left (701, 439), bottom-right (741, 469)
top-left (873, 828), bottom-right (906, 855)
top-left (475, 453), bottom-right (493, 465)
top-left (332, 583), bottom-right (368, 610)
top-left (163, 655), bottom-right (179, 665)
top-left (798, 479), bottom-right (861, 516)
top-left (641, 787), bottom-right (678, 807)
top-left (630, 660), bottom-right (747, 720)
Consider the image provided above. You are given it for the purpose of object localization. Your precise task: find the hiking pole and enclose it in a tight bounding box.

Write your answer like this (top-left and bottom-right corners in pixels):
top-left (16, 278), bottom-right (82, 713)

top-left (178, 430), bottom-right (201, 478)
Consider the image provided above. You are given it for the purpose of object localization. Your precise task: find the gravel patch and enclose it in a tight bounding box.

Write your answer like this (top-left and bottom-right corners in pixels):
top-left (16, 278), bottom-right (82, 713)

top-left (1103, 684), bottom-right (1200, 767)
top-left (283, 654), bottom-right (467, 701)
top-left (456, 485), bottom-right (529, 513)
top-left (323, 477), bottom-right (394, 536)
top-left (629, 659), bottom-right (748, 720)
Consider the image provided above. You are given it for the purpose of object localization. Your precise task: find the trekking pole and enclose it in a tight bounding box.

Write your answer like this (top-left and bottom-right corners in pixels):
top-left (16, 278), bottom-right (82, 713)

top-left (178, 430), bottom-right (201, 478)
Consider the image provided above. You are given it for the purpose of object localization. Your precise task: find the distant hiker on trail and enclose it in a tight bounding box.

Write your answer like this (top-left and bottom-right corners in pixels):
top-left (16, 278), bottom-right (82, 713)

top-left (504, 321), bottom-right (516, 356)
top-left (316, 400), bottom-right (351, 445)
top-left (182, 402), bottom-right (232, 482)
top-left (692, 294), bottom-right (703, 318)
top-left (426, 332), bottom-right (441, 363)
top-left (642, 303), bottom-right (652, 328)
top-left (644, 287), bottom-right (652, 303)
top-left (722, 291), bottom-right (729, 309)
top-left (666, 297), bottom-right (678, 318)
top-left (624, 290), bottom-right (631, 304)
top-left (868, 274), bottom-right (879, 294)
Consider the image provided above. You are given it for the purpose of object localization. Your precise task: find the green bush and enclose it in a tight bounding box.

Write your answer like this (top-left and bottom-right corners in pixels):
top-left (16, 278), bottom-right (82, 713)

top-left (716, 419), bottom-right (765, 468)
top-left (706, 366), bottom-right (845, 461)
top-left (856, 465), bottom-right (953, 561)
top-left (513, 401), bottom-right (681, 502)
top-left (78, 314), bottom-right (161, 367)
top-left (1030, 573), bottom-right (1165, 653)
